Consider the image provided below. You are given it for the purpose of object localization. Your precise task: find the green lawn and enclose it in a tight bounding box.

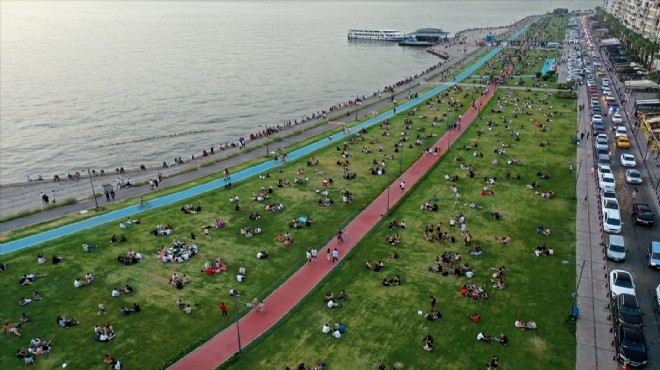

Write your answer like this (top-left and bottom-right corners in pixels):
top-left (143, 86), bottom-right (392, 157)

top-left (226, 89), bottom-right (578, 370)
top-left (0, 83), bottom-right (476, 369)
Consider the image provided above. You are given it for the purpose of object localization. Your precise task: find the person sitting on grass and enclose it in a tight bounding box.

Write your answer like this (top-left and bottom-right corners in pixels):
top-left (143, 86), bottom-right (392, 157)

top-left (19, 312), bottom-right (31, 324)
top-left (332, 328), bottom-right (341, 339)
top-left (322, 323), bottom-right (331, 334)
top-left (476, 331), bottom-right (491, 343)
top-left (120, 307), bottom-right (131, 316)
top-left (326, 299), bottom-right (341, 309)
top-left (111, 288), bottom-right (121, 298)
top-left (388, 251), bottom-right (399, 260)
top-left (56, 315), bottom-right (78, 328)
top-left (256, 250), bottom-right (268, 259)
top-left (382, 278), bottom-right (391, 287)
top-left (83, 243), bottom-right (97, 252)
top-left (3, 321), bottom-right (21, 336)
top-left (338, 290), bottom-right (348, 301)
top-left (19, 274), bottom-right (45, 286)
top-left (468, 313), bottom-right (480, 323)
top-left (469, 245), bottom-right (483, 256)
top-left (498, 333), bottom-right (508, 346)
top-left (324, 292), bottom-right (334, 302)
top-left (131, 303), bottom-right (141, 313)
top-left (37, 254), bottom-right (46, 264)
top-left (492, 278), bottom-right (506, 289)
top-left (423, 335), bottom-right (434, 351)
top-left (19, 297), bottom-right (32, 306)
top-left (52, 255), bottom-right (64, 264)
top-left (495, 235), bottom-right (511, 244)
top-left (32, 291), bottom-right (42, 301)
top-left (123, 284), bottom-right (133, 294)
top-left (425, 309), bottom-right (442, 321)
top-left (176, 299), bottom-right (186, 310)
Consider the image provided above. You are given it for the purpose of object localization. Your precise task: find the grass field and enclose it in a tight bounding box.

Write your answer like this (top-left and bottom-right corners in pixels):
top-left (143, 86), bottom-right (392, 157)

top-left (227, 89), bottom-right (578, 370)
top-left (0, 81), bottom-right (480, 369)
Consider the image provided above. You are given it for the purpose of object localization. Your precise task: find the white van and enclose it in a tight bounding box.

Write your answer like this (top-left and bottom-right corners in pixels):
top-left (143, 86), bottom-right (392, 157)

top-left (604, 210), bottom-right (622, 234)
top-left (615, 126), bottom-right (627, 138)
top-left (606, 235), bottom-right (626, 261)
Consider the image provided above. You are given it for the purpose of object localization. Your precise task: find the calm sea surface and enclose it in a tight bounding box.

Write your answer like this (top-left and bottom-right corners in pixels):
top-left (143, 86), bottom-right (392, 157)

top-left (0, 0), bottom-right (597, 184)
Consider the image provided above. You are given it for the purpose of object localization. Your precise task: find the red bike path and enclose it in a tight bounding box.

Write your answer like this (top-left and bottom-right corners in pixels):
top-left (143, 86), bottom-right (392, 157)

top-left (170, 85), bottom-right (497, 370)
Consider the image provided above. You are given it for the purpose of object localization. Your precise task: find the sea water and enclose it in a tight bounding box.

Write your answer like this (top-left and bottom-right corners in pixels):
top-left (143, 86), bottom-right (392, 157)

top-left (0, 0), bottom-right (598, 183)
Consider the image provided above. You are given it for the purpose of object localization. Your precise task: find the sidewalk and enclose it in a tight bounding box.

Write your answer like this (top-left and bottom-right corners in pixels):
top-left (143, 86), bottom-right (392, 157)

top-left (574, 83), bottom-right (617, 370)
top-left (169, 85), bottom-right (498, 370)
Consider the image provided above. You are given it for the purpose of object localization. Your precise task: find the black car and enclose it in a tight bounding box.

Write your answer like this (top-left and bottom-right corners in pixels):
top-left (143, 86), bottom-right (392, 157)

top-left (615, 324), bottom-right (648, 368)
top-left (632, 203), bottom-right (654, 226)
top-left (613, 294), bottom-right (642, 328)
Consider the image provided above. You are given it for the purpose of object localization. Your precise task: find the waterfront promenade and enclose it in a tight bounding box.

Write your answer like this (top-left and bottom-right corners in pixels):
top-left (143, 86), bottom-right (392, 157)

top-left (0, 27), bottom-right (511, 223)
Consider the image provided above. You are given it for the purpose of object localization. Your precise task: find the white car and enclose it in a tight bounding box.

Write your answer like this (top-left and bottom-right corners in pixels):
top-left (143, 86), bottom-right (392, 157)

top-left (592, 114), bottom-right (603, 124)
top-left (603, 87), bottom-right (611, 95)
top-left (611, 113), bottom-right (623, 124)
top-left (656, 284), bottom-right (660, 309)
top-left (602, 188), bottom-right (617, 203)
top-left (597, 163), bottom-right (612, 178)
top-left (610, 270), bottom-right (636, 298)
top-left (595, 136), bottom-right (608, 151)
top-left (604, 209), bottom-right (622, 234)
top-left (599, 172), bottom-right (616, 190)
top-left (620, 154), bottom-right (636, 167)
top-left (615, 126), bottom-right (627, 138)
top-left (625, 169), bottom-right (642, 184)
top-left (602, 198), bottom-right (619, 213)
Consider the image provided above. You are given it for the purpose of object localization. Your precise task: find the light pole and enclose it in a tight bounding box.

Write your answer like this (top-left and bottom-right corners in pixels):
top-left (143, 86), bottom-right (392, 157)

top-left (386, 172), bottom-right (391, 213)
top-left (355, 93), bottom-right (358, 121)
top-left (232, 292), bottom-right (254, 357)
top-left (259, 125), bottom-right (269, 157)
top-left (562, 260), bottom-right (586, 319)
top-left (87, 168), bottom-right (99, 210)
top-left (399, 143), bottom-right (404, 174)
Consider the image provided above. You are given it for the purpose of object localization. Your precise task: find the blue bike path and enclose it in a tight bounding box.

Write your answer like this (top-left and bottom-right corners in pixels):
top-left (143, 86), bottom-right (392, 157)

top-left (0, 20), bottom-right (534, 255)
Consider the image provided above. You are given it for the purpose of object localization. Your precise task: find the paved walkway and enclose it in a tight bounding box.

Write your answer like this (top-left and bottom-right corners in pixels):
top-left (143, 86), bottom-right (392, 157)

top-left (169, 84), bottom-right (498, 370)
top-left (574, 83), bottom-right (617, 370)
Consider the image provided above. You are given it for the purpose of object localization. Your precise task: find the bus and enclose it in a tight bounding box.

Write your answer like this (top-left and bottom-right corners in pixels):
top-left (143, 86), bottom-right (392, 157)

top-left (635, 99), bottom-right (660, 114)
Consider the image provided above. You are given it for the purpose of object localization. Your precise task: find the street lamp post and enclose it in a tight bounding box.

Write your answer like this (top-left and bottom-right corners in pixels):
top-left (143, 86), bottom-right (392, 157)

top-left (87, 168), bottom-right (99, 210)
top-left (399, 143), bottom-right (404, 174)
top-left (562, 260), bottom-right (586, 319)
top-left (232, 293), bottom-right (242, 356)
top-left (259, 125), bottom-right (269, 157)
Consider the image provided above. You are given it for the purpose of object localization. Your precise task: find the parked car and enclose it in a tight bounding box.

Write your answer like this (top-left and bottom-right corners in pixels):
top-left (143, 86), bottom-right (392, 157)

top-left (614, 324), bottom-right (648, 368)
top-left (610, 270), bottom-right (636, 298)
top-left (620, 154), bottom-right (636, 167)
top-left (625, 169), bottom-right (642, 184)
top-left (632, 203), bottom-right (654, 226)
top-left (606, 235), bottom-right (626, 262)
top-left (599, 172), bottom-right (616, 190)
top-left (602, 197), bottom-right (619, 213)
top-left (648, 241), bottom-right (660, 269)
top-left (613, 293), bottom-right (643, 328)
top-left (656, 284), bottom-right (660, 309)
top-left (604, 210), bottom-right (622, 234)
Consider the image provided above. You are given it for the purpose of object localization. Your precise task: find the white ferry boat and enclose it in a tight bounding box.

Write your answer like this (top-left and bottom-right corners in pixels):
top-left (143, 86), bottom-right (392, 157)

top-left (347, 29), bottom-right (405, 41)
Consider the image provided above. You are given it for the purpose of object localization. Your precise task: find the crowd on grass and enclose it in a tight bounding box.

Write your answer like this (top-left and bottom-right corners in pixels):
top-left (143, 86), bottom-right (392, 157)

top-left (1, 17), bottom-right (570, 368)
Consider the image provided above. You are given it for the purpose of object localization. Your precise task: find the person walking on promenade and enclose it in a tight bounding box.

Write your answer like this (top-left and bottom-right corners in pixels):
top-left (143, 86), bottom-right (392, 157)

top-left (105, 191), bottom-right (110, 202)
top-left (399, 180), bottom-right (406, 192)
top-left (110, 190), bottom-right (115, 201)
top-left (341, 229), bottom-right (348, 244)
top-left (219, 302), bottom-right (228, 319)
top-left (224, 169), bottom-right (230, 180)
top-left (326, 248), bottom-right (332, 263)
top-left (337, 229), bottom-right (343, 244)
top-left (332, 248), bottom-right (339, 264)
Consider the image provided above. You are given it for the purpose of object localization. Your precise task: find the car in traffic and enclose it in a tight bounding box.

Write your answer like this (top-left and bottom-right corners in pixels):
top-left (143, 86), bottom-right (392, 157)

top-left (595, 136), bottom-right (609, 151)
top-left (613, 293), bottom-right (643, 328)
top-left (599, 172), bottom-right (616, 190)
top-left (625, 169), bottom-right (642, 184)
top-left (647, 241), bottom-right (660, 269)
top-left (592, 114), bottom-right (603, 124)
top-left (656, 284), bottom-right (660, 308)
top-left (616, 137), bottom-right (630, 149)
top-left (604, 210), bottom-right (622, 234)
top-left (620, 154), bottom-right (636, 167)
top-left (609, 270), bottom-right (636, 298)
top-left (632, 203), bottom-right (654, 226)
top-left (614, 324), bottom-right (648, 368)
top-left (615, 126), bottom-right (627, 138)
top-left (606, 235), bottom-right (626, 262)
top-left (611, 112), bottom-right (623, 123)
